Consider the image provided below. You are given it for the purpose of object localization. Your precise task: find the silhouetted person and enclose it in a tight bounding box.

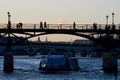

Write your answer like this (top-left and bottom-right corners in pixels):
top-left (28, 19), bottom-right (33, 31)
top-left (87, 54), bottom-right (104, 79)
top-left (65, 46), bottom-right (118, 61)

top-left (16, 24), bottom-right (19, 29)
top-left (44, 22), bottom-right (47, 29)
top-left (105, 25), bottom-right (110, 30)
top-left (73, 22), bottom-right (76, 29)
top-left (40, 22), bottom-right (43, 29)
top-left (34, 24), bottom-right (36, 29)
top-left (108, 25), bottom-right (110, 30)
top-left (19, 22), bottom-right (23, 29)
top-left (93, 23), bottom-right (97, 30)
top-left (105, 25), bottom-right (107, 30)
top-left (111, 24), bottom-right (116, 30)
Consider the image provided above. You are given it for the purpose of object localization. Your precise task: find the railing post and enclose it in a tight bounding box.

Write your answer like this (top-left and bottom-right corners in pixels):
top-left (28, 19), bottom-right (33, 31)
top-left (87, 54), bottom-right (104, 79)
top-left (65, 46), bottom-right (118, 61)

top-left (34, 24), bottom-right (36, 35)
top-left (60, 24), bottom-right (62, 29)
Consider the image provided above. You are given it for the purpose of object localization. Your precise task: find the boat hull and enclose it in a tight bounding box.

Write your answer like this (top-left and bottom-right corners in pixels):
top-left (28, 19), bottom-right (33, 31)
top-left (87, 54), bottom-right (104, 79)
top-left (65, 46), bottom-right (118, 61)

top-left (39, 54), bottom-right (79, 71)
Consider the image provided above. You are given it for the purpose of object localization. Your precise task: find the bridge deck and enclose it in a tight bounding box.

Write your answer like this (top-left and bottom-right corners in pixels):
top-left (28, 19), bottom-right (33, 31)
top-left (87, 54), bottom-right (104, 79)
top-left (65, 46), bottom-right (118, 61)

top-left (0, 24), bottom-right (120, 34)
top-left (0, 28), bottom-right (120, 34)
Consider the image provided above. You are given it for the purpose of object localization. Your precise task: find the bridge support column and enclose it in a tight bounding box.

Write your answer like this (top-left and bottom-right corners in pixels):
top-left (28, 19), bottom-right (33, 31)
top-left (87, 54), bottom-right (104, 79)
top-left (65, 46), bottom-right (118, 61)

top-left (3, 12), bottom-right (14, 73)
top-left (103, 51), bottom-right (118, 73)
top-left (3, 49), bottom-right (14, 73)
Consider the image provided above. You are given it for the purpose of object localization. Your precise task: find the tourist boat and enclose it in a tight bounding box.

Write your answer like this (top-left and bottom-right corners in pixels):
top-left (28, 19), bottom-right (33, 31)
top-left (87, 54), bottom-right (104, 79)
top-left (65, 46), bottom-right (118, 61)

top-left (39, 53), bottom-right (70, 71)
top-left (39, 53), bottom-right (79, 71)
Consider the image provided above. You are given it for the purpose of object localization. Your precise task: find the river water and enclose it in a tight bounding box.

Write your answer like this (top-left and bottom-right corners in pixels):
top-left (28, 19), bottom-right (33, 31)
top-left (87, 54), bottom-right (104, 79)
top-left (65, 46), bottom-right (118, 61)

top-left (0, 56), bottom-right (120, 80)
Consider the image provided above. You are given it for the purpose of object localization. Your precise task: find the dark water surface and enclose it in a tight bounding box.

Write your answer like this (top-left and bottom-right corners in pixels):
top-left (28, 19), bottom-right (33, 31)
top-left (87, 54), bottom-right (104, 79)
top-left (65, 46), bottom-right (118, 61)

top-left (0, 56), bottom-right (119, 80)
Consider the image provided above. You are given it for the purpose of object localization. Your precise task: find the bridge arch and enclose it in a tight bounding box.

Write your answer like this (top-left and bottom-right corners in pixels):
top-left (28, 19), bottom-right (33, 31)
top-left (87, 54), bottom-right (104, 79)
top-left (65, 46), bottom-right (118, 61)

top-left (15, 32), bottom-right (100, 45)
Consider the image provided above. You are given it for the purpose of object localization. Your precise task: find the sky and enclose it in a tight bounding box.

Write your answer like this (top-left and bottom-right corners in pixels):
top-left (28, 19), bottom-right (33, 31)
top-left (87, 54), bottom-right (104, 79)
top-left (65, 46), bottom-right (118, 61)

top-left (0, 0), bottom-right (120, 41)
top-left (0, 0), bottom-right (120, 24)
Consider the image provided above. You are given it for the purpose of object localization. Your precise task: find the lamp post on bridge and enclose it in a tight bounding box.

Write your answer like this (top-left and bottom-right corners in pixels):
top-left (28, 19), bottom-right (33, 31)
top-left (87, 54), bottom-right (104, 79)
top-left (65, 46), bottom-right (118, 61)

top-left (3, 12), bottom-right (14, 73)
top-left (106, 15), bottom-right (109, 26)
top-left (7, 12), bottom-right (12, 49)
top-left (112, 13), bottom-right (114, 25)
top-left (7, 12), bottom-right (11, 24)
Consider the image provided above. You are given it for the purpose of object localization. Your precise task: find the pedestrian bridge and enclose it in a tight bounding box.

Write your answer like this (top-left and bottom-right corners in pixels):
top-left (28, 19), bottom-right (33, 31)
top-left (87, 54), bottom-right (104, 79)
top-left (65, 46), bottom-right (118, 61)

top-left (0, 23), bottom-right (120, 49)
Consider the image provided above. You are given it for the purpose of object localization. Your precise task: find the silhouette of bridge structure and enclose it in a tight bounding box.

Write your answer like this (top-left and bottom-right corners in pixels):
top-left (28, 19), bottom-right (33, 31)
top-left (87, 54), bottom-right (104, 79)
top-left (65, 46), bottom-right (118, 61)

top-left (0, 12), bottom-right (120, 73)
top-left (0, 22), bottom-right (120, 48)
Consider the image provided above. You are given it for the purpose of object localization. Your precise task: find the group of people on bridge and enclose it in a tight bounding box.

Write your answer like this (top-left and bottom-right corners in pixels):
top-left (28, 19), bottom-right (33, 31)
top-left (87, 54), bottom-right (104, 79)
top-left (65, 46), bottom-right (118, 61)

top-left (39, 21), bottom-right (77, 29)
top-left (16, 22), bottom-right (23, 29)
top-left (39, 21), bottom-right (47, 29)
top-left (93, 23), bottom-right (116, 30)
top-left (105, 24), bottom-right (116, 30)
top-left (15, 21), bottom-right (116, 31)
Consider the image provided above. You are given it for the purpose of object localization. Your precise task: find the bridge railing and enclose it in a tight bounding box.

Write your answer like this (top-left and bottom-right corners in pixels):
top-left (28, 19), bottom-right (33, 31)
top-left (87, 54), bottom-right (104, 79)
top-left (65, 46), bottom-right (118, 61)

top-left (0, 24), bottom-right (7, 29)
top-left (0, 24), bottom-right (120, 30)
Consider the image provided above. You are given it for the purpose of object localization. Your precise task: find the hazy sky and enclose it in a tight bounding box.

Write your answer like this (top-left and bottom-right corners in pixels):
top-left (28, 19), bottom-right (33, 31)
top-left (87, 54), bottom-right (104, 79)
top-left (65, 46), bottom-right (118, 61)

top-left (0, 0), bottom-right (120, 24)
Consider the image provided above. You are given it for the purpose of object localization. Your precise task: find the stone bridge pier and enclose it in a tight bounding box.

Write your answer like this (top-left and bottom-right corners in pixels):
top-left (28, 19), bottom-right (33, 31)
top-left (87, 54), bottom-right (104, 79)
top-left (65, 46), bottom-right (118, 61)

top-left (103, 49), bottom-right (118, 73)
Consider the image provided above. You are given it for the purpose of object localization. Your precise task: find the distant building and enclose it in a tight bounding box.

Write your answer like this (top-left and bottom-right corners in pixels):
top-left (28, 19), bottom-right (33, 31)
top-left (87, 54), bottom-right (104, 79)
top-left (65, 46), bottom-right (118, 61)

top-left (72, 39), bottom-right (94, 45)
